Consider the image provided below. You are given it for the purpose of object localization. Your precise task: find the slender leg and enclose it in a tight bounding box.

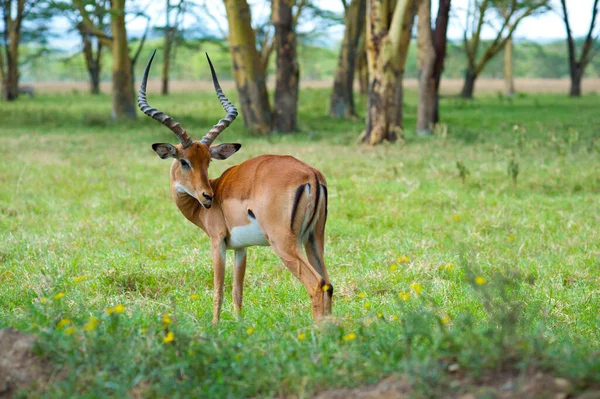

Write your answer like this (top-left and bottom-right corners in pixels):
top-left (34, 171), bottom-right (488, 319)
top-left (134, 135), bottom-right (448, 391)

top-left (211, 239), bottom-right (226, 324)
top-left (233, 248), bottom-right (247, 317)
top-left (270, 239), bottom-right (327, 319)
top-left (304, 232), bottom-right (333, 316)
top-left (303, 194), bottom-right (333, 315)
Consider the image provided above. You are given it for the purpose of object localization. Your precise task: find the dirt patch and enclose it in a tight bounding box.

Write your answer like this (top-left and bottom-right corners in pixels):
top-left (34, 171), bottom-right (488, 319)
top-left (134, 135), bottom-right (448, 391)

top-left (313, 376), bottom-right (412, 399)
top-left (313, 371), bottom-right (600, 399)
top-left (0, 328), bottom-right (50, 398)
top-left (27, 78), bottom-right (600, 95)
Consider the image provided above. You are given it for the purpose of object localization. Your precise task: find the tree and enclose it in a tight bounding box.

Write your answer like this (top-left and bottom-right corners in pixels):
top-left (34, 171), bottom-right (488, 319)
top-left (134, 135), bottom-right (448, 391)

top-left (272, 0), bottom-right (299, 132)
top-left (361, 0), bottom-right (417, 145)
top-left (460, 0), bottom-right (549, 99)
top-left (504, 37), bottom-right (515, 96)
top-left (329, 0), bottom-right (366, 119)
top-left (416, 0), bottom-right (451, 135)
top-left (223, 0), bottom-right (271, 133)
top-left (77, 0), bottom-right (108, 95)
top-left (75, 0), bottom-right (149, 119)
top-left (0, 0), bottom-right (36, 101)
top-left (560, 0), bottom-right (599, 97)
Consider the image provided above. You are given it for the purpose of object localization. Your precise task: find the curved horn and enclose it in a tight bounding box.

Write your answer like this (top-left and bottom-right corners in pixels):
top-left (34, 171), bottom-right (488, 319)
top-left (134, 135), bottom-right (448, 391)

top-left (138, 49), bottom-right (194, 148)
top-left (200, 53), bottom-right (239, 146)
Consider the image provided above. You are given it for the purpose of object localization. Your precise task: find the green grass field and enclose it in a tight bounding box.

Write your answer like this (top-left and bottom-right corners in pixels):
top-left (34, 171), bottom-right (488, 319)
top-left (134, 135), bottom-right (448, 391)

top-left (1, 89), bottom-right (599, 397)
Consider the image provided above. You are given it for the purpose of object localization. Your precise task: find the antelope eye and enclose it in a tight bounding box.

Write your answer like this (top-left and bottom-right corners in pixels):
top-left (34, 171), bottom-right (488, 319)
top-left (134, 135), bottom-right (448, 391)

top-left (180, 159), bottom-right (191, 169)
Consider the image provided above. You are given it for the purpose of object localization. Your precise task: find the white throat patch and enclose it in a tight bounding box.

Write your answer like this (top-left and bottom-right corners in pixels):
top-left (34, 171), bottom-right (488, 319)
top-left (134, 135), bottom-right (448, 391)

top-left (175, 183), bottom-right (198, 200)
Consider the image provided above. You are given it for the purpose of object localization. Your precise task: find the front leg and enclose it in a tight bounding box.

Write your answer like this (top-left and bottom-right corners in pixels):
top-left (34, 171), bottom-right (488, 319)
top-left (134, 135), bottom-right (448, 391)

top-left (211, 238), bottom-right (226, 324)
top-left (233, 248), bottom-right (247, 317)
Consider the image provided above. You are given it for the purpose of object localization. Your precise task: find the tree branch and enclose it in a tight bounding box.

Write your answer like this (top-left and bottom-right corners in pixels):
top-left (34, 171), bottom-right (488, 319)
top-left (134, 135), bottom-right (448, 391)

top-left (580, 0), bottom-right (599, 67)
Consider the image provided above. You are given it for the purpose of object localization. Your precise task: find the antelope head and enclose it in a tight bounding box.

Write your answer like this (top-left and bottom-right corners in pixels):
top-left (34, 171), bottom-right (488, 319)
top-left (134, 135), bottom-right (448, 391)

top-left (138, 50), bottom-right (240, 209)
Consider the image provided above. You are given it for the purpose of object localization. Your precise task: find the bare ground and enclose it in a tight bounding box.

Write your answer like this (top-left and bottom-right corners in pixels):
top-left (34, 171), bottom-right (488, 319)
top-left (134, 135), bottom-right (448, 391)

top-left (314, 371), bottom-right (600, 399)
top-left (24, 78), bottom-right (600, 95)
top-left (0, 329), bottom-right (50, 399)
top-left (1, 327), bottom-right (598, 399)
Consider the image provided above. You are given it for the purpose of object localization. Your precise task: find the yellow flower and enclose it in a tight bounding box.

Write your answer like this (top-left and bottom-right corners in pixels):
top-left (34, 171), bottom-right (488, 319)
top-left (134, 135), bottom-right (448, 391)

top-left (140, 328), bottom-right (147, 334)
top-left (377, 313), bottom-right (383, 319)
top-left (113, 304), bottom-right (125, 314)
top-left (475, 276), bottom-right (486, 285)
top-left (39, 297), bottom-right (48, 303)
top-left (163, 331), bottom-right (174, 343)
top-left (410, 283), bottom-right (423, 295)
top-left (441, 315), bottom-right (451, 325)
top-left (343, 332), bottom-right (356, 342)
top-left (508, 235), bottom-right (515, 242)
top-left (389, 264), bottom-right (398, 271)
top-left (64, 327), bottom-right (76, 335)
top-left (391, 315), bottom-right (399, 321)
top-left (452, 214), bottom-right (461, 221)
top-left (246, 327), bottom-right (255, 335)
top-left (162, 313), bottom-right (172, 328)
top-left (443, 263), bottom-right (454, 271)
top-left (398, 291), bottom-right (410, 301)
top-left (322, 284), bottom-right (330, 292)
top-left (397, 256), bottom-right (410, 263)
top-left (190, 294), bottom-right (200, 300)
top-left (357, 291), bottom-right (366, 298)
top-left (297, 332), bottom-right (306, 340)
top-left (364, 302), bottom-right (371, 309)
top-left (84, 317), bottom-right (99, 331)
top-left (73, 276), bottom-right (87, 283)
top-left (53, 292), bottom-right (65, 300)
top-left (56, 318), bottom-right (71, 328)
top-left (106, 307), bottom-right (114, 315)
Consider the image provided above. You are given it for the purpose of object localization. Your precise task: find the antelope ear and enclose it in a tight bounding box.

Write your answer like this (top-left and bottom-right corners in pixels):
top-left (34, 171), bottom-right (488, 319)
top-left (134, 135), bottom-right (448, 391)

top-left (152, 143), bottom-right (179, 159)
top-left (210, 143), bottom-right (242, 160)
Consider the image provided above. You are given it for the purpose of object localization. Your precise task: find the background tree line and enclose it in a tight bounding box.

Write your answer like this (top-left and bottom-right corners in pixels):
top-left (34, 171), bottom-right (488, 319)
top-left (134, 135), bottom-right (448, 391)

top-left (1, 0), bottom-right (599, 144)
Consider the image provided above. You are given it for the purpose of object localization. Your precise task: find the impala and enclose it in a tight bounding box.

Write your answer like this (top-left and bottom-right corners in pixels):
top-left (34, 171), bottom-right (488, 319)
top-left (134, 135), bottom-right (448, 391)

top-left (138, 50), bottom-right (333, 324)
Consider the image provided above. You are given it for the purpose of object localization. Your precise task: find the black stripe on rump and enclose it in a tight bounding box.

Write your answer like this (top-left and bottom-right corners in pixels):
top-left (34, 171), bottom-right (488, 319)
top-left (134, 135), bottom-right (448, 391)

top-left (308, 232), bottom-right (322, 271)
top-left (305, 173), bottom-right (321, 232)
top-left (290, 183), bottom-right (308, 231)
top-left (322, 184), bottom-right (328, 224)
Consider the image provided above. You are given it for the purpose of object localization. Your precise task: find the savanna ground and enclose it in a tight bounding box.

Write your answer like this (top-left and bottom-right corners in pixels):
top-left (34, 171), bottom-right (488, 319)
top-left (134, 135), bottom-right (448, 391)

top-left (1, 87), bottom-right (599, 398)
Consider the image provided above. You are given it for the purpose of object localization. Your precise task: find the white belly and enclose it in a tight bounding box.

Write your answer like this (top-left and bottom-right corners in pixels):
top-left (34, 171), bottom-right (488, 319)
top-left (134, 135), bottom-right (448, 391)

top-left (227, 218), bottom-right (270, 249)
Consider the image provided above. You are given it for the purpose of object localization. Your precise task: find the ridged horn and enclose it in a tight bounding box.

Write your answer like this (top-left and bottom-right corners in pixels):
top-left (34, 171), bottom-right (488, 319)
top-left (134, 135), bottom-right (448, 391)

top-left (138, 49), bottom-right (194, 148)
top-left (200, 53), bottom-right (239, 146)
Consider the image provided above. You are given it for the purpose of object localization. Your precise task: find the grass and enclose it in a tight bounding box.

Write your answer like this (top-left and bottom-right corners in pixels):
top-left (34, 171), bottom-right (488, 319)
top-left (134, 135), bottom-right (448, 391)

top-left (1, 88), bottom-right (599, 397)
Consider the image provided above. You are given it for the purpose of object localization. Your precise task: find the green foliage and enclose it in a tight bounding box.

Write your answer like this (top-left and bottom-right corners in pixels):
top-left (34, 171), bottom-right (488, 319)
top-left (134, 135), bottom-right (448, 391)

top-left (1, 90), bottom-right (600, 397)
top-left (17, 36), bottom-right (600, 83)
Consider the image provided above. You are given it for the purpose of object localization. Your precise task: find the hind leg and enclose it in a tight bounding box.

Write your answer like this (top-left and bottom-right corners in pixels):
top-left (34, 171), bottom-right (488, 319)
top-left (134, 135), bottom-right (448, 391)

top-left (304, 211), bottom-right (332, 315)
top-left (270, 237), bottom-right (329, 319)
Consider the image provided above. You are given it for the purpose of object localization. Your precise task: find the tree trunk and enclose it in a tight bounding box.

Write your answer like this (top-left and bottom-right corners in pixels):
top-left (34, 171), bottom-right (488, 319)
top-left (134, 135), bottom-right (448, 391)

top-left (162, 27), bottom-right (174, 96)
top-left (272, 0), bottom-right (299, 132)
top-left (461, 67), bottom-right (477, 99)
top-left (417, 0), bottom-right (435, 135)
top-left (570, 65), bottom-right (583, 97)
top-left (432, 0), bottom-right (450, 124)
top-left (81, 29), bottom-right (102, 95)
top-left (162, 0), bottom-right (173, 96)
top-left (4, 54), bottom-right (19, 101)
top-left (357, 33), bottom-right (368, 96)
top-left (329, 0), bottom-right (366, 118)
top-left (110, 0), bottom-right (136, 119)
top-left (90, 65), bottom-right (101, 94)
top-left (504, 37), bottom-right (515, 97)
top-left (362, 0), bottom-right (416, 145)
top-left (2, 0), bottom-right (25, 102)
top-left (223, 0), bottom-right (271, 134)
